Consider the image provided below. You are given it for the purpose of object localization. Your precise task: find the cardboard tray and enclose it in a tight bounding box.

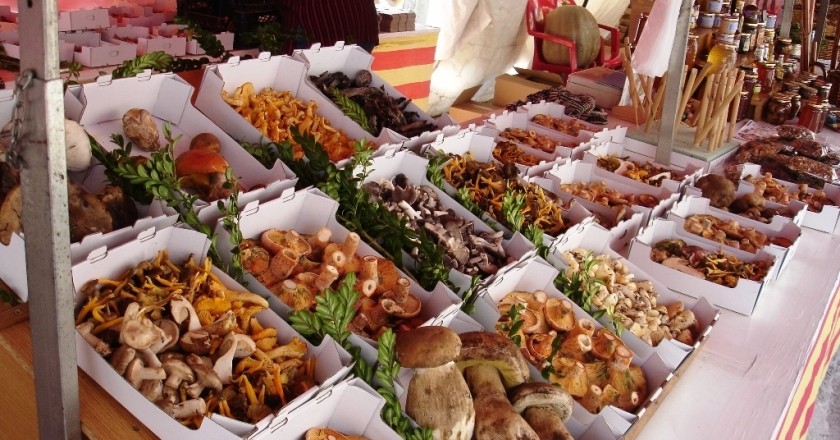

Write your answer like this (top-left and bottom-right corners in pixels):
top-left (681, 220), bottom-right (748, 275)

top-left (739, 163), bottom-right (840, 234)
top-left (291, 42), bottom-right (460, 152)
top-left (63, 71), bottom-right (296, 226)
top-left (0, 30), bottom-right (75, 62)
top-left (544, 222), bottom-right (720, 371)
top-left (256, 378), bottom-right (402, 439)
top-left (542, 161), bottom-right (681, 228)
top-left (628, 218), bottom-right (783, 316)
top-left (470, 256), bottom-right (676, 438)
top-left (362, 149), bottom-right (537, 290)
top-left (483, 109), bottom-right (594, 160)
top-left (421, 130), bottom-right (594, 241)
top-left (58, 8), bottom-right (109, 32)
top-left (153, 24), bottom-right (235, 55)
top-left (59, 31), bottom-right (136, 68)
top-left (72, 226), bottom-right (353, 440)
top-left (581, 138), bottom-right (705, 194)
top-left (194, 53), bottom-right (397, 161)
top-left (666, 195), bottom-right (802, 275)
top-left (212, 187), bottom-right (461, 341)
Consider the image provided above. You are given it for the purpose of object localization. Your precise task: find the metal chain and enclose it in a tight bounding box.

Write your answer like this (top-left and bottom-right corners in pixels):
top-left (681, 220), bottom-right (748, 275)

top-left (1, 69), bottom-right (34, 169)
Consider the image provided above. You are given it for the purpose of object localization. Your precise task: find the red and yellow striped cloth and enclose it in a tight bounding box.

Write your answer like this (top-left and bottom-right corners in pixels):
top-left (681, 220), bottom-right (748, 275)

top-left (371, 28), bottom-right (439, 112)
top-left (776, 280), bottom-right (840, 439)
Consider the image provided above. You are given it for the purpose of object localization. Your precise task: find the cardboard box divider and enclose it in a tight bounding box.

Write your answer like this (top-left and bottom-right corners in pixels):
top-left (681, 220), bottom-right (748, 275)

top-left (628, 218), bottom-right (783, 315)
top-left (291, 42), bottom-right (461, 152)
top-left (256, 378), bottom-right (402, 439)
top-left (517, 101), bottom-right (604, 144)
top-left (101, 25), bottom-right (186, 57)
top-left (542, 161), bottom-right (681, 227)
top-left (73, 226), bottom-right (353, 440)
top-left (153, 24), bottom-right (235, 55)
top-left (544, 222), bottom-right (720, 370)
top-left (666, 195), bottom-right (803, 275)
top-left (738, 163), bottom-right (840, 234)
top-left (64, 71), bottom-right (296, 226)
top-left (470, 256), bottom-right (676, 438)
top-left (0, 30), bottom-right (75, 62)
top-left (58, 8), bottom-right (109, 32)
top-left (212, 187), bottom-right (462, 343)
top-left (362, 149), bottom-right (537, 289)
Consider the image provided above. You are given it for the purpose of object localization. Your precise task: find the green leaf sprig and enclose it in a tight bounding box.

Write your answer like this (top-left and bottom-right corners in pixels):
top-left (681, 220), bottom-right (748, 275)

top-left (376, 330), bottom-right (433, 440)
top-left (173, 16), bottom-right (231, 60)
top-left (0, 285), bottom-right (20, 306)
top-left (524, 224), bottom-right (549, 259)
top-left (499, 303), bottom-right (525, 347)
top-left (502, 189), bottom-right (526, 233)
top-left (455, 186), bottom-right (483, 218)
top-left (217, 170), bottom-right (246, 285)
top-left (425, 150), bottom-right (449, 190)
top-left (459, 274), bottom-right (482, 314)
top-left (554, 250), bottom-right (624, 335)
top-left (111, 51), bottom-right (174, 78)
top-left (329, 88), bottom-right (372, 133)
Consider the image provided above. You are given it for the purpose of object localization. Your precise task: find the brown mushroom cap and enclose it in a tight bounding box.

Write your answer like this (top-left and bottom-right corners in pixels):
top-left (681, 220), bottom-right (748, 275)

top-left (396, 326), bottom-right (462, 368)
top-left (189, 132), bottom-right (222, 153)
top-left (510, 382), bottom-right (575, 422)
top-left (175, 149), bottom-right (229, 177)
top-left (456, 331), bottom-right (531, 389)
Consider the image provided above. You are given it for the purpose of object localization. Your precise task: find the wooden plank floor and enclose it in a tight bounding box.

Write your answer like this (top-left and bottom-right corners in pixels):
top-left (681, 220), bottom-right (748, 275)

top-left (0, 321), bottom-right (157, 440)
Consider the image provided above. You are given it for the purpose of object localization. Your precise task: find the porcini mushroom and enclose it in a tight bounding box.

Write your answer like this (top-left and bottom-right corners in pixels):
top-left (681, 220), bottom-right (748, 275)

top-left (122, 108), bottom-right (161, 152)
top-left (456, 332), bottom-right (538, 440)
top-left (398, 326), bottom-right (475, 440)
top-left (64, 119), bottom-right (92, 172)
top-left (511, 382), bottom-right (575, 440)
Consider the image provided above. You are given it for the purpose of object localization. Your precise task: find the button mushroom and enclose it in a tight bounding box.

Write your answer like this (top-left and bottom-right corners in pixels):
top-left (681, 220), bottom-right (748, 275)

top-left (213, 332), bottom-right (257, 384)
top-left (456, 332), bottom-right (538, 440)
top-left (510, 382), bottom-right (575, 440)
top-left (397, 326), bottom-right (475, 440)
top-left (120, 302), bottom-right (167, 350)
top-left (185, 354), bottom-right (223, 399)
top-left (125, 357), bottom-right (166, 389)
top-left (77, 321), bottom-right (112, 357)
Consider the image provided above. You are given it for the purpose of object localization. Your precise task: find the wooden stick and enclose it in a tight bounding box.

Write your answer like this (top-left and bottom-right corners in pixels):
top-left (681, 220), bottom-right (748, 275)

top-left (695, 72), bottom-right (745, 145)
top-left (646, 73), bottom-right (668, 132)
top-left (728, 84), bottom-right (742, 142)
top-left (677, 68), bottom-right (698, 124)
top-left (689, 62), bottom-right (716, 99)
top-left (694, 75), bottom-right (713, 147)
top-left (621, 39), bottom-right (642, 122)
top-left (710, 70), bottom-right (735, 151)
top-left (641, 75), bottom-right (654, 113)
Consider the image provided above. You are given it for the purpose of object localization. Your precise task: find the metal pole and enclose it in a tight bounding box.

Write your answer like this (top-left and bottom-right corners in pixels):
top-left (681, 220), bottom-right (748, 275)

top-left (655, 0), bottom-right (692, 165)
top-left (17, 0), bottom-right (81, 438)
top-left (779, 0), bottom-right (794, 39)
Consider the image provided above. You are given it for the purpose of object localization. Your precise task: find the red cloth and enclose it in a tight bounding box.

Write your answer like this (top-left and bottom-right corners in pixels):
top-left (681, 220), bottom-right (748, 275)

top-left (282, 0), bottom-right (379, 47)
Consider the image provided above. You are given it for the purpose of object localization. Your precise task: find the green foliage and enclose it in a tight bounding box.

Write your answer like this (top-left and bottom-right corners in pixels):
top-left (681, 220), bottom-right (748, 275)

top-left (459, 275), bottom-right (482, 314)
top-left (92, 124), bottom-right (227, 268)
top-left (111, 51), bottom-right (174, 78)
top-left (60, 60), bottom-right (83, 90)
top-left (329, 88), bottom-right (372, 133)
top-left (502, 189), bottom-right (526, 233)
top-left (499, 303), bottom-right (525, 346)
top-left (524, 224), bottom-right (549, 259)
top-left (240, 22), bottom-right (306, 56)
top-left (425, 150), bottom-right (449, 190)
top-left (239, 139), bottom-right (286, 169)
top-left (216, 172), bottom-right (246, 285)
top-left (173, 16), bottom-right (231, 60)
top-left (376, 329), bottom-right (433, 440)
top-left (455, 186), bottom-right (483, 218)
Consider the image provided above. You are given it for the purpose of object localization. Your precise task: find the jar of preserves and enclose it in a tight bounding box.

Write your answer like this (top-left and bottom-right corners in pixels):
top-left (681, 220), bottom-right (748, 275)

top-left (738, 91), bottom-right (751, 121)
top-left (765, 28), bottom-right (776, 53)
top-left (755, 23), bottom-right (766, 47)
top-left (818, 83), bottom-right (832, 102)
top-left (719, 14), bottom-right (739, 34)
top-left (743, 72), bottom-right (759, 93)
top-left (698, 12), bottom-right (715, 28)
top-left (765, 94), bottom-right (792, 125)
top-left (708, 42), bottom-right (738, 71)
top-left (783, 62), bottom-right (798, 81)
top-left (766, 14), bottom-right (777, 28)
top-left (754, 43), bottom-right (769, 62)
top-left (775, 38), bottom-right (792, 58)
top-left (790, 44), bottom-right (802, 59)
top-left (737, 32), bottom-right (752, 53)
top-left (799, 102), bottom-right (828, 132)
top-left (757, 61), bottom-right (776, 91)
top-left (685, 34), bottom-right (699, 67)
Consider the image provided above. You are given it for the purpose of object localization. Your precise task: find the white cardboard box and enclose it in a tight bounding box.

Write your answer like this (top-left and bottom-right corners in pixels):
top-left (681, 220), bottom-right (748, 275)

top-left (518, 101), bottom-right (627, 150)
top-left (292, 42), bottom-right (460, 151)
top-left (739, 163), bottom-right (840, 233)
top-left (195, 53), bottom-right (397, 160)
top-left (64, 71), bottom-right (296, 225)
top-left (154, 24), bottom-right (235, 55)
top-left (58, 8), bottom-right (110, 32)
top-left (581, 138), bottom-right (705, 194)
top-left (483, 108), bottom-right (594, 160)
top-left (59, 30), bottom-right (136, 67)
top-left (363, 149), bottom-right (536, 288)
top-left (0, 30), bottom-right (75, 62)
top-left (667, 195), bottom-right (802, 275)
top-left (628, 218), bottom-right (782, 315)
top-left (543, 160), bottom-right (680, 227)
top-left (471, 256), bottom-right (674, 438)
top-left (213, 187), bottom-right (461, 335)
top-left (73, 226), bottom-right (353, 440)
top-left (258, 378), bottom-right (402, 439)
top-left (101, 25), bottom-right (186, 57)
top-left (545, 221), bottom-right (719, 370)
top-left (0, 233), bottom-right (28, 302)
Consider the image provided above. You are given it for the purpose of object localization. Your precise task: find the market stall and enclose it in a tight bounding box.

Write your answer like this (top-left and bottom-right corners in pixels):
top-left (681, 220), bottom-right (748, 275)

top-left (3, 0), bottom-right (840, 439)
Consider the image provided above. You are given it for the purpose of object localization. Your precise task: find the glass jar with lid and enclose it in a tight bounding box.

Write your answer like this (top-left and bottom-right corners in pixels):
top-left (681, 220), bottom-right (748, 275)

top-left (775, 38), bottom-right (793, 59)
top-left (789, 93), bottom-right (802, 119)
top-left (685, 34), bottom-right (699, 67)
top-left (757, 61), bottom-right (776, 91)
top-left (799, 102), bottom-right (828, 132)
top-left (738, 91), bottom-right (751, 121)
top-left (708, 42), bottom-right (738, 71)
top-left (765, 94), bottom-right (792, 125)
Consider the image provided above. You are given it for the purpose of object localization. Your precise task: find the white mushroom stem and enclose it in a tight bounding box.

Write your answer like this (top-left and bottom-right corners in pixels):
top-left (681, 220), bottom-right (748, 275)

top-left (64, 119), bottom-right (92, 172)
top-left (405, 361), bottom-right (475, 440)
top-left (160, 398), bottom-right (207, 419)
top-left (464, 364), bottom-right (539, 440)
top-left (170, 295), bottom-right (202, 331)
top-left (398, 200), bottom-right (422, 220)
top-left (125, 358), bottom-right (165, 389)
top-left (77, 321), bottom-right (112, 357)
top-left (213, 333), bottom-right (257, 384)
top-left (162, 358), bottom-right (195, 389)
top-left (186, 354), bottom-right (223, 398)
top-left (137, 347), bottom-right (163, 369)
top-left (110, 345), bottom-right (136, 375)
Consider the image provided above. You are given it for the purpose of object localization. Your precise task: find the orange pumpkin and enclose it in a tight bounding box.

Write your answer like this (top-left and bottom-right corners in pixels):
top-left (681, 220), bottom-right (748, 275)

top-left (542, 5), bottom-right (601, 68)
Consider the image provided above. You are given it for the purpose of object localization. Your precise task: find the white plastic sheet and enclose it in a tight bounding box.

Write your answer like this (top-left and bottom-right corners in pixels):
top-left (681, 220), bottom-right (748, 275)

top-left (631, 0), bottom-right (680, 78)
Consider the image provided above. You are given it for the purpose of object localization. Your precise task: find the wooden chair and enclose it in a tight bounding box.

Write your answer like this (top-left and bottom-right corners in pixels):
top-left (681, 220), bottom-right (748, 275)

top-left (526, 0), bottom-right (622, 76)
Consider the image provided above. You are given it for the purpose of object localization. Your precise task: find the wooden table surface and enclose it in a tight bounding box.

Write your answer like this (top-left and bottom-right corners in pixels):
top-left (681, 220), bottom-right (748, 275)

top-left (0, 320), bottom-right (157, 440)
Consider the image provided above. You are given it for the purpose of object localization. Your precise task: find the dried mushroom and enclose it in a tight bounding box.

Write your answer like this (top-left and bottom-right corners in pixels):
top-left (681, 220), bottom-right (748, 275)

top-left (559, 249), bottom-right (700, 346)
top-left (365, 174), bottom-right (512, 277)
top-left (532, 114), bottom-right (588, 136)
top-left (596, 155), bottom-right (686, 187)
top-left (683, 214), bottom-right (792, 252)
top-left (495, 290), bottom-right (648, 413)
top-left (74, 251), bottom-right (316, 429)
top-left (240, 227), bottom-right (425, 340)
top-left (310, 70), bottom-right (435, 138)
top-left (559, 181), bottom-right (660, 210)
top-left (745, 172), bottom-right (835, 213)
top-left (493, 140), bottom-right (542, 167)
top-left (650, 238), bottom-right (772, 287)
top-left (499, 128), bottom-right (565, 153)
top-left (443, 153), bottom-right (571, 236)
